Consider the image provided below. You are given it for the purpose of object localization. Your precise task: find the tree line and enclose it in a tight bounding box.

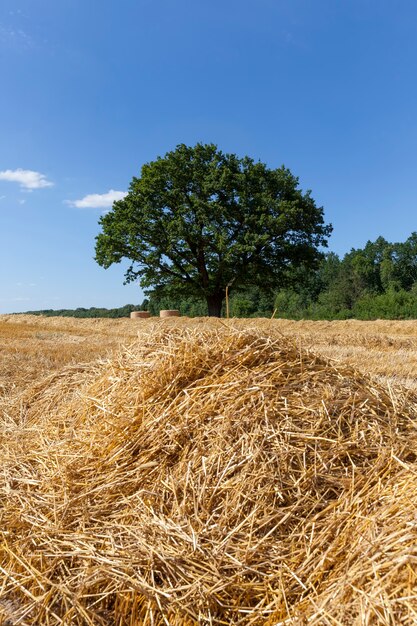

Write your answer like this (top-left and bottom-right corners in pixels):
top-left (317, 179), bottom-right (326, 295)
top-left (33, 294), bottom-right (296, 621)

top-left (274, 233), bottom-right (417, 320)
top-left (141, 232), bottom-right (417, 320)
top-left (25, 232), bottom-right (417, 321)
top-left (24, 304), bottom-right (144, 319)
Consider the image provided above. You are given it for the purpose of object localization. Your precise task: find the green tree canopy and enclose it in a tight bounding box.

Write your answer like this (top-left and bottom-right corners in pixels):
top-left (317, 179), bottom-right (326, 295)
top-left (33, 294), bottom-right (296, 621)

top-left (95, 143), bottom-right (332, 316)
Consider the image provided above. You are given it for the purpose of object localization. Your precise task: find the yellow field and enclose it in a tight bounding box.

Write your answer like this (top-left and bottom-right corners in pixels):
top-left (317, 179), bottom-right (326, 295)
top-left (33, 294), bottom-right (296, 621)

top-left (2, 314), bottom-right (417, 397)
top-left (1, 314), bottom-right (417, 624)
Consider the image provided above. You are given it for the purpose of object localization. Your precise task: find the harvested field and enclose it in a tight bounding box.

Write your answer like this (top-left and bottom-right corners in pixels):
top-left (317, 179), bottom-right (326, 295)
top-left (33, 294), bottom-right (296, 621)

top-left (2, 315), bottom-right (417, 395)
top-left (0, 315), bottom-right (417, 624)
top-left (274, 319), bottom-right (417, 391)
top-left (0, 316), bottom-right (136, 399)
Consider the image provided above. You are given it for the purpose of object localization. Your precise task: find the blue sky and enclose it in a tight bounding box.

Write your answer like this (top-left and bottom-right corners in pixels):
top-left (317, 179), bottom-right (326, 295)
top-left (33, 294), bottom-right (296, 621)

top-left (1, 0), bottom-right (417, 313)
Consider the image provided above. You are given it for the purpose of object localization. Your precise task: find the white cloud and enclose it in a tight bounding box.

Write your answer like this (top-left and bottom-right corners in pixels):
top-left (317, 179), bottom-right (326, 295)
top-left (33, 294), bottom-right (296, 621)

top-left (68, 189), bottom-right (127, 209)
top-left (0, 168), bottom-right (53, 190)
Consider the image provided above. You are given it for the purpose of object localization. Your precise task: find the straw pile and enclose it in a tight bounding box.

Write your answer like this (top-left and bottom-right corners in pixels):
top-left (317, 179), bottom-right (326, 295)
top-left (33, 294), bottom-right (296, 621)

top-left (1, 324), bottom-right (417, 625)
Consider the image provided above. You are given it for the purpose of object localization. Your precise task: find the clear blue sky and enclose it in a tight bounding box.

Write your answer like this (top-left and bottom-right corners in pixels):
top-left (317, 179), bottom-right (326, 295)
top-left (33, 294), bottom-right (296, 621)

top-left (1, 0), bottom-right (417, 313)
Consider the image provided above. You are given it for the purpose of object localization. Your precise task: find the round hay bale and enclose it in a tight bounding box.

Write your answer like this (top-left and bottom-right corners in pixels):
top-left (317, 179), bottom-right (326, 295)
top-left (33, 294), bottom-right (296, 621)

top-left (160, 309), bottom-right (180, 318)
top-left (130, 311), bottom-right (150, 319)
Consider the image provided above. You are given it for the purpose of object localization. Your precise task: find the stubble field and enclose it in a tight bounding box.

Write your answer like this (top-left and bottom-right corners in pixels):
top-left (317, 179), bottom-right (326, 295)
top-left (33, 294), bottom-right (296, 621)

top-left (2, 314), bottom-right (417, 397)
top-left (0, 314), bottom-right (417, 624)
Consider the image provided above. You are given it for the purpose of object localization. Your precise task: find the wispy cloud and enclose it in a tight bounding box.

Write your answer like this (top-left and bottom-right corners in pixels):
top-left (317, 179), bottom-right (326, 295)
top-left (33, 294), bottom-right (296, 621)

top-left (0, 6), bottom-right (35, 52)
top-left (67, 189), bottom-right (127, 209)
top-left (0, 25), bottom-right (32, 48)
top-left (0, 169), bottom-right (53, 190)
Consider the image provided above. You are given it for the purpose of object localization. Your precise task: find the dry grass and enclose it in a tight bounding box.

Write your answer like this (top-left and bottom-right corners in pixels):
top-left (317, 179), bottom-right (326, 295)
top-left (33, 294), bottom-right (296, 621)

top-left (269, 319), bottom-right (417, 391)
top-left (0, 315), bottom-right (138, 399)
top-left (3, 315), bottom-right (417, 394)
top-left (0, 315), bottom-right (417, 624)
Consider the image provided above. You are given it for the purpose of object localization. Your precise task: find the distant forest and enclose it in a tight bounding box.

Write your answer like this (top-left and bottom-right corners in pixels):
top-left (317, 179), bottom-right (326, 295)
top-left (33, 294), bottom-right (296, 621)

top-left (26, 233), bottom-right (417, 320)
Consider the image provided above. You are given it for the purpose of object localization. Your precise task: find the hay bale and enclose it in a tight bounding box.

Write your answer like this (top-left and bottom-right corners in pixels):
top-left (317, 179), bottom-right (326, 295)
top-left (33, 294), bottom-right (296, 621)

top-left (130, 310), bottom-right (150, 319)
top-left (1, 325), bottom-right (417, 625)
top-left (160, 309), bottom-right (180, 318)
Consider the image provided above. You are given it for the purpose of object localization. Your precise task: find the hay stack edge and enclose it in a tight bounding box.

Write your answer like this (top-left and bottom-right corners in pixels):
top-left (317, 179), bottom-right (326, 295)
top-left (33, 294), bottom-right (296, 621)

top-left (1, 323), bottom-right (417, 625)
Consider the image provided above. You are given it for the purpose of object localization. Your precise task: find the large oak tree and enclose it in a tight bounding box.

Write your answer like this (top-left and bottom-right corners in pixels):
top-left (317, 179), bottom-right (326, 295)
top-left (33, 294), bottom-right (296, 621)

top-left (95, 143), bottom-right (332, 316)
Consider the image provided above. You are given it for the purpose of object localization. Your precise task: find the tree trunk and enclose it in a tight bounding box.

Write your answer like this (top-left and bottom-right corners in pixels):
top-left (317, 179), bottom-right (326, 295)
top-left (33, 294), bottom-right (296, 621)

top-left (206, 293), bottom-right (223, 317)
